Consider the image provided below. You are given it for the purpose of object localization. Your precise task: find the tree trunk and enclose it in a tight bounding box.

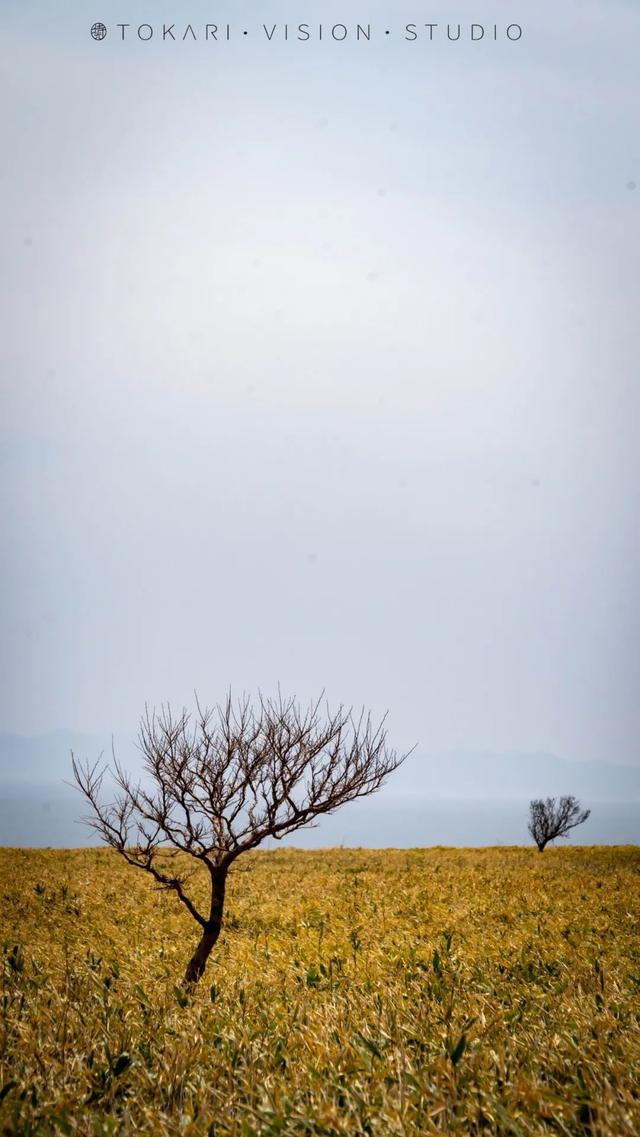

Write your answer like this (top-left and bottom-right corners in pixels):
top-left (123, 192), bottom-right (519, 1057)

top-left (184, 865), bottom-right (228, 984)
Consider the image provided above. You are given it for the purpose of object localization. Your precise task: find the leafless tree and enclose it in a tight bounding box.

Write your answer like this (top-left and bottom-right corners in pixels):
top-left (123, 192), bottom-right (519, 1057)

top-left (528, 795), bottom-right (590, 852)
top-left (72, 693), bottom-right (407, 983)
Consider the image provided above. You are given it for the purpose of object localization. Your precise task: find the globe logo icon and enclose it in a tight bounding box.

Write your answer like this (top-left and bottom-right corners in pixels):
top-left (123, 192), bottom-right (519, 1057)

top-left (91, 22), bottom-right (107, 41)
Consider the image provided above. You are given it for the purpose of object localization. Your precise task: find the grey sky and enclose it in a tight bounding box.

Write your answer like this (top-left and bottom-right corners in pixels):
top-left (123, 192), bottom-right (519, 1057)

top-left (1, 1), bottom-right (639, 765)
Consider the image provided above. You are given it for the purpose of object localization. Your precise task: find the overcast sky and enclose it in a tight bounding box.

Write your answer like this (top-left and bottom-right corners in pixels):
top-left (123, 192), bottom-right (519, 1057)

top-left (1, 1), bottom-right (639, 765)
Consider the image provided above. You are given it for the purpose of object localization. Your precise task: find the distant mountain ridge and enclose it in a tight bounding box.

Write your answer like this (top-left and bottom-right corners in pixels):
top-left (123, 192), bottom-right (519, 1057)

top-left (0, 733), bottom-right (639, 801)
top-left (0, 731), bottom-right (141, 786)
top-left (0, 732), bottom-right (638, 848)
top-left (389, 750), bottom-right (640, 803)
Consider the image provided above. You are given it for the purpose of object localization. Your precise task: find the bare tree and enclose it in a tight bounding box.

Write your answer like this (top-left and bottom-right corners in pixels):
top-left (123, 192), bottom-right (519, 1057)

top-left (528, 795), bottom-right (590, 852)
top-left (72, 693), bottom-right (407, 983)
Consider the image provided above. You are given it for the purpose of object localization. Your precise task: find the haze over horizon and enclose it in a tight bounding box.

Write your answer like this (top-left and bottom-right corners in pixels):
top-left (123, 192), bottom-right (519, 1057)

top-left (0, 729), bottom-right (637, 847)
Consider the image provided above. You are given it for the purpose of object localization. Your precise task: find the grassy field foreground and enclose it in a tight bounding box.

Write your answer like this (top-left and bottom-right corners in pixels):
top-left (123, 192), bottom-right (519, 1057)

top-left (0, 846), bottom-right (639, 1136)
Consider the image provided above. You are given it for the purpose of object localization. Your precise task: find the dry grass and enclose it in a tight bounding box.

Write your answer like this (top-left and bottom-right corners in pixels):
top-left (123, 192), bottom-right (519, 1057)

top-left (1, 846), bottom-right (639, 1136)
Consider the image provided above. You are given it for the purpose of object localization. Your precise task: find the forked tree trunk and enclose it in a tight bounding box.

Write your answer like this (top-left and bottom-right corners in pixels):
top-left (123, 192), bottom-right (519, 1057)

top-left (184, 865), bottom-right (228, 984)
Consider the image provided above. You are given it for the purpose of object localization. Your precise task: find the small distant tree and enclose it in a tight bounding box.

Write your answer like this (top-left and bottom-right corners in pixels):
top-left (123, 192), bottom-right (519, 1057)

top-left (528, 795), bottom-right (590, 852)
top-left (72, 693), bottom-right (407, 983)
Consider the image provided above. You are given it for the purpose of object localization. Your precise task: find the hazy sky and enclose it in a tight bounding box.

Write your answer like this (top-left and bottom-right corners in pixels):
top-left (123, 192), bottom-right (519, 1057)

top-left (1, 1), bottom-right (639, 764)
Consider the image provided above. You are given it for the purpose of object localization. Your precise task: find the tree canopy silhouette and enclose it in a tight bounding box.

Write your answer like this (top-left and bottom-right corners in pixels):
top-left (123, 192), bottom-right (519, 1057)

top-left (72, 692), bottom-right (407, 982)
top-left (528, 795), bottom-right (590, 853)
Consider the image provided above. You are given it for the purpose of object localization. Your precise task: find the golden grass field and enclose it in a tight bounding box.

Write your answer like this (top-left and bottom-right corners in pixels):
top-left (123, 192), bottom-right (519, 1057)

top-left (1, 846), bottom-right (639, 1136)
